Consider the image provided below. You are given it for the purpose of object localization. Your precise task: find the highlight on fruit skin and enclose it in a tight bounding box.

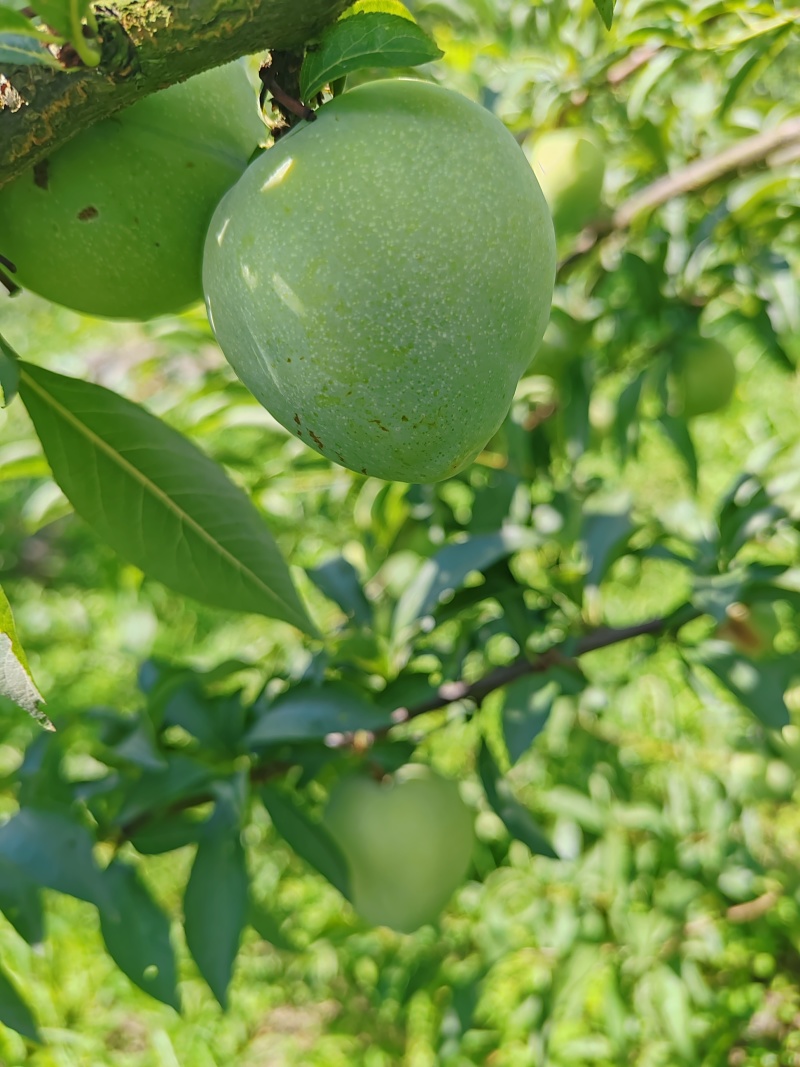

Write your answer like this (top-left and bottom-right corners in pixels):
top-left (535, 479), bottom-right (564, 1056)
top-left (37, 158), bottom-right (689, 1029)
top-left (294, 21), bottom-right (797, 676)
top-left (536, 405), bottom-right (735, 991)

top-left (322, 764), bottom-right (475, 934)
top-left (671, 336), bottom-right (737, 419)
top-left (203, 77), bottom-right (557, 484)
top-left (0, 61), bottom-right (265, 321)
top-left (523, 127), bottom-right (606, 236)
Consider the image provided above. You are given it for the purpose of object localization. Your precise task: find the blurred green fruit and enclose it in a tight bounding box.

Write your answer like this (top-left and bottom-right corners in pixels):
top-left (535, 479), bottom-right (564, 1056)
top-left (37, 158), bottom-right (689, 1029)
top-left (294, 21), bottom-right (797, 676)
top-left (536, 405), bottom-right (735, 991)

top-left (0, 62), bottom-right (264, 320)
top-left (203, 78), bottom-right (556, 483)
top-left (672, 338), bottom-right (737, 418)
top-left (524, 128), bottom-right (605, 235)
top-left (322, 765), bottom-right (474, 933)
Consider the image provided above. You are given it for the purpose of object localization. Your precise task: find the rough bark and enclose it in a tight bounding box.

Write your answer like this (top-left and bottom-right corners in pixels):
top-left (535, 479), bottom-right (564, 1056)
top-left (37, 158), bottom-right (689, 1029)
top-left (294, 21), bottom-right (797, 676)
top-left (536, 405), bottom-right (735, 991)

top-left (0, 0), bottom-right (351, 187)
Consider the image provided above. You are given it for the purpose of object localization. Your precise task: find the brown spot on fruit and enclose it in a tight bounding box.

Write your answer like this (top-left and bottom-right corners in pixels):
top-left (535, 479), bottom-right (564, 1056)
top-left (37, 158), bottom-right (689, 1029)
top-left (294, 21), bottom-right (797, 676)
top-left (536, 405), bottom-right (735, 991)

top-left (309, 430), bottom-right (324, 450)
top-left (33, 161), bottom-right (49, 190)
top-left (77, 206), bottom-right (98, 221)
top-left (293, 413), bottom-right (301, 425)
top-left (368, 419), bottom-right (389, 432)
top-left (401, 415), bottom-right (408, 422)
top-left (361, 467), bottom-right (368, 475)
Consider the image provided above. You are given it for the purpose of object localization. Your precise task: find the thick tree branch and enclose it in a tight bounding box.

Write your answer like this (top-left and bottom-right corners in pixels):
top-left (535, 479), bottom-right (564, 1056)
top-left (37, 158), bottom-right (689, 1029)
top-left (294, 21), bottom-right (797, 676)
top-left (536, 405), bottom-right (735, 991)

top-left (559, 118), bottom-right (800, 271)
top-left (0, 0), bottom-right (351, 187)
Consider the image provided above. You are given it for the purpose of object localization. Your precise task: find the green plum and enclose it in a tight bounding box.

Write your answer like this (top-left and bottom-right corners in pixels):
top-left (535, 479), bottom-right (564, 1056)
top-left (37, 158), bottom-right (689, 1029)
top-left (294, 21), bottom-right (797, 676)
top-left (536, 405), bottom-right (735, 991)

top-left (524, 128), bottom-right (605, 236)
top-left (0, 61), bottom-right (264, 320)
top-left (322, 765), bottom-right (474, 933)
top-left (203, 78), bottom-right (556, 483)
top-left (673, 337), bottom-right (737, 418)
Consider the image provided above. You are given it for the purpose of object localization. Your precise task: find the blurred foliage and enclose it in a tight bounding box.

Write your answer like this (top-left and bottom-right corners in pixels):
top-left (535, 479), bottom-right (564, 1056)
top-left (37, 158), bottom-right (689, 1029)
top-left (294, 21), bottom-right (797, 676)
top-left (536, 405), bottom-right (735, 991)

top-left (0, 0), bottom-right (799, 1062)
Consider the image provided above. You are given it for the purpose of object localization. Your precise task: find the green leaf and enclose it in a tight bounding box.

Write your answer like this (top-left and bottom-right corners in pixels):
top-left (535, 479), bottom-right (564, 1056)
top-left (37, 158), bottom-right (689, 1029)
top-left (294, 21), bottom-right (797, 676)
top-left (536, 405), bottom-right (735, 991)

top-left (261, 785), bottom-right (351, 897)
top-left (247, 681), bottom-right (393, 747)
top-left (248, 899), bottom-right (296, 951)
top-left (0, 336), bottom-right (19, 407)
top-left (0, 32), bottom-right (60, 64)
top-left (18, 363), bottom-right (317, 635)
top-left (0, 856), bottom-right (44, 944)
top-left (393, 528), bottom-right (538, 638)
top-left (300, 12), bottom-right (442, 102)
top-left (658, 413), bottom-right (698, 491)
top-left (502, 673), bottom-right (560, 765)
top-left (341, 0), bottom-right (416, 19)
top-left (129, 812), bottom-right (208, 855)
top-left (99, 859), bottom-right (180, 1010)
top-left (27, 0), bottom-right (72, 36)
top-left (0, 5), bottom-right (56, 38)
top-left (693, 641), bottom-right (794, 729)
top-left (478, 743), bottom-right (557, 858)
top-left (592, 0), bottom-right (614, 29)
top-left (308, 556), bottom-right (373, 627)
top-left (0, 963), bottom-right (40, 1042)
top-left (0, 808), bottom-right (112, 908)
top-left (183, 814), bottom-right (248, 1008)
top-left (581, 508), bottom-right (633, 589)
top-left (114, 754), bottom-right (213, 826)
top-left (0, 584), bottom-right (51, 729)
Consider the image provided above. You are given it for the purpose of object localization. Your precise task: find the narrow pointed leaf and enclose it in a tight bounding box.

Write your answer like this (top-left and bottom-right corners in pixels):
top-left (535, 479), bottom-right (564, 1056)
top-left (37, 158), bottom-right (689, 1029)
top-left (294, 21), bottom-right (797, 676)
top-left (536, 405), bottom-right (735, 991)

top-left (183, 820), bottom-right (248, 1008)
top-left (18, 363), bottom-right (316, 634)
top-left (248, 682), bottom-right (393, 747)
top-left (0, 585), bottom-right (51, 729)
top-left (478, 743), bottom-right (557, 858)
top-left (592, 0), bottom-right (614, 29)
top-left (694, 640), bottom-right (793, 729)
top-left (502, 673), bottom-right (560, 765)
top-left (0, 32), bottom-right (60, 64)
top-left (300, 12), bottom-right (442, 102)
top-left (99, 860), bottom-right (180, 1010)
top-left (0, 809), bottom-right (111, 908)
top-left (0, 856), bottom-right (44, 944)
top-left (261, 785), bottom-right (351, 897)
top-left (0, 335), bottom-right (20, 407)
top-left (0, 964), bottom-right (40, 1042)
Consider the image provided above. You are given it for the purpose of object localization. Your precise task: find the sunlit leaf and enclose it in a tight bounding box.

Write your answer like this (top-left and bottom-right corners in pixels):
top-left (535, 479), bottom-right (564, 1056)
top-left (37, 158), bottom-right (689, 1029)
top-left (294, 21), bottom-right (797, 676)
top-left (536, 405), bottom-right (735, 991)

top-left (261, 785), bottom-right (351, 896)
top-left (300, 12), bottom-right (442, 101)
top-left (18, 363), bottom-right (317, 635)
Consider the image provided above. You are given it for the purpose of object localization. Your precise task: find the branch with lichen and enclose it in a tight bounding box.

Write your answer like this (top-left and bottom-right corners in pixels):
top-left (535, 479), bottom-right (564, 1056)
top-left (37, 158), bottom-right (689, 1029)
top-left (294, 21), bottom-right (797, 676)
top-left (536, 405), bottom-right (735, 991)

top-left (0, 0), bottom-right (351, 188)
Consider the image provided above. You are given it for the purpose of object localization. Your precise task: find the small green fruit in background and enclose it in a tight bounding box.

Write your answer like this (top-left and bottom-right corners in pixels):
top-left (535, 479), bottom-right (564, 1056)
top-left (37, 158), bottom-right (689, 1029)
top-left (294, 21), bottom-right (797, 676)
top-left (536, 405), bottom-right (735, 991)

top-left (672, 337), bottom-right (737, 418)
top-left (203, 78), bottom-right (556, 483)
top-left (322, 765), bottom-right (475, 933)
top-left (524, 128), bottom-right (605, 236)
top-left (0, 62), bottom-right (264, 320)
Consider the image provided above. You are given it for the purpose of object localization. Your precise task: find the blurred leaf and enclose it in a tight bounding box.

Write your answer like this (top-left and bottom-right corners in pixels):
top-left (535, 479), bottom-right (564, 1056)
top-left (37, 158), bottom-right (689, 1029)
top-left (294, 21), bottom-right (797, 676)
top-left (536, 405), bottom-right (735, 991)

top-left (0, 32), bottom-right (60, 64)
top-left (393, 527), bottom-right (538, 637)
top-left (130, 812), bottom-right (208, 855)
top-left (478, 742), bottom-right (556, 858)
top-left (27, 0), bottom-right (75, 36)
top-left (308, 556), bottom-right (373, 627)
top-left (183, 811), bottom-right (248, 1008)
top-left (652, 964), bottom-right (695, 1061)
top-left (0, 333), bottom-right (19, 407)
top-left (18, 363), bottom-right (317, 635)
top-left (300, 12), bottom-right (442, 101)
top-left (248, 899), bottom-right (296, 952)
top-left (592, 0), bottom-right (614, 30)
top-left (0, 584), bottom-right (51, 729)
top-left (0, 856), bottom-right (44, 944)
top-left (581, 508), bottom-right (633, 588)
top-left (658, 413), bottom-right (698, 491)
top-left (99, 859), bottom-right (180, 1010)
top-left (614, 371), bottom-right (646, 461)
top-left (0, 4), bottom-right (56, 37)
top-left (693, 640), bottom-right (794, 728)
top-left (0, 963), bottom-right (40, 1042)
top-left (0, 808), bottom-right (111, 908)
top-left (114, 754), bottom-right (213, 826)
top-left (716, 473), bottom-right (786, 561)
top-left (502, 673), bottom-right (560, 765)
top-left (261, 785), bottom-right (351, 897)
top-left (248, 681), bottom-right (393, 746)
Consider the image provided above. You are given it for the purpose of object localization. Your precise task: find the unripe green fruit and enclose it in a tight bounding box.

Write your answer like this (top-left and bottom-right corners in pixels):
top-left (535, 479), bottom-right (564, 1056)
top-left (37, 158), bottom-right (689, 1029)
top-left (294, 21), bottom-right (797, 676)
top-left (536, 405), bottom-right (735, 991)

top-left (203, 78), bottom-right (556, 483)
top-left (524, 129), bottom-right (605, 236)
top-left (0, 62), bottom-right (264, 320)
top-left (673, 338), bottom-right (737, 418)
top-left (322, 766), bottom-right (474, 933)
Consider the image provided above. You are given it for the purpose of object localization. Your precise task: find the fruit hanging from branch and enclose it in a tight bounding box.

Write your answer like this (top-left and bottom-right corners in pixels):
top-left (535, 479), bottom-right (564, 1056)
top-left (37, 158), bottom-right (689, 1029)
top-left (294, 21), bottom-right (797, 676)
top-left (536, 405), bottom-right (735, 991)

top-left (203, 78), bottom-right (556, 483)
top-left (322, 766), bottom-right (475, 933)
top-left (523, 128), bottom-right (606, 236)
top-left (0, 61), bottom-right (265, 321)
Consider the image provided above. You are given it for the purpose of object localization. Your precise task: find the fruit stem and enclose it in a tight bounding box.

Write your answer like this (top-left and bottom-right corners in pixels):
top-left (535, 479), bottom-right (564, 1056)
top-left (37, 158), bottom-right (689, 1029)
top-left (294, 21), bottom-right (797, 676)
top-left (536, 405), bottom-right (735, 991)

top-left (259, 51), bottom-right (316, 137)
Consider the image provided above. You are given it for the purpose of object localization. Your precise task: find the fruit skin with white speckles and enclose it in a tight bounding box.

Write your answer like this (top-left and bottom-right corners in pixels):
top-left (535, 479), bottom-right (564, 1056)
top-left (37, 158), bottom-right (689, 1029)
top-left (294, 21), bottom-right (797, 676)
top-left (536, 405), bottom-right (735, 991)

top-left (203, 78), bottom-right (556, 483)
top-left (0, 61), bottom-right (264, 320)
top-left (322, 766), bottom-right (475, 933)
